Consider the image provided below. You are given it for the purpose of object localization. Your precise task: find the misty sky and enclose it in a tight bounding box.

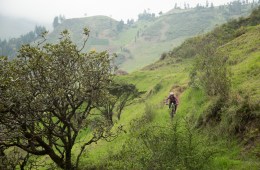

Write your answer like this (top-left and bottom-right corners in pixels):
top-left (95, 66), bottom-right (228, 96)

top-left (0, 0), bottom-right (240, 23)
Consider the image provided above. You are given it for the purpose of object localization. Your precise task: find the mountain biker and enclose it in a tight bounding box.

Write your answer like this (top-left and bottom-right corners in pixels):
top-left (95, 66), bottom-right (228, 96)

top-left (165, 92), bottom-right (179, 112)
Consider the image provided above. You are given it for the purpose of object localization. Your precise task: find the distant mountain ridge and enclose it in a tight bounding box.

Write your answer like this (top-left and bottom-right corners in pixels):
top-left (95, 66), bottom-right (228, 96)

top-left (47, 4), bottom-right (255, 72)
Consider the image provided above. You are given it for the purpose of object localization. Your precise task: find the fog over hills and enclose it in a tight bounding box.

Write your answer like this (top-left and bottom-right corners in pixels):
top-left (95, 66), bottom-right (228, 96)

top-left (0, 14), bottom-right (52, 39)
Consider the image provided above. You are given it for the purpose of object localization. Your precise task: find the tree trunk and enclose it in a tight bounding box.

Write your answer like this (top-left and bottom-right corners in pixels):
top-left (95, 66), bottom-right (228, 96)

top-left (65, 149), bottom-right (72, 170)
top-left (42, 148), bottom-right (64, 169)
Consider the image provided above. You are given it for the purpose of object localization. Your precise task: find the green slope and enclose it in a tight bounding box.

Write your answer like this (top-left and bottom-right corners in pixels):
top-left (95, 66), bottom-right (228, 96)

top-left (76, 7), bottom-right (260, 169)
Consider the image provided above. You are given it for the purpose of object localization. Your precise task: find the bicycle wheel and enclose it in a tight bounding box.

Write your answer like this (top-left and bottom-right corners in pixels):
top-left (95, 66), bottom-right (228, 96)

top-left (170, 103), bottom-right (176, 119)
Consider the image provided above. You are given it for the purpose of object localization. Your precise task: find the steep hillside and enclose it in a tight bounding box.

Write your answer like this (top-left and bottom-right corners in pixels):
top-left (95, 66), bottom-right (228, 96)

top-left (78, 7), bottom-right (260, 169)
top-left (47, 4), bottom-right (255, 72)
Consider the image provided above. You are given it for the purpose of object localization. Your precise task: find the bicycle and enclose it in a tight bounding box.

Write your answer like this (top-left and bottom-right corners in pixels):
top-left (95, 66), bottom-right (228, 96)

top-left (166, 102), bottom-right (176, 120)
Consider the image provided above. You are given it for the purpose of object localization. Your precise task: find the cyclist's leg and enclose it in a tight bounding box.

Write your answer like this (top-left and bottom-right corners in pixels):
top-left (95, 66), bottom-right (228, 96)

top-left (169, 102), bottom-right (172, 109)
top-left (169, 102), bottom-right (173, 118)
top-left (171, 104), bottom-right (176, 118)
top-left (170, 103), bottom-right (175, 119)
top-left (175, 104), bottom-right (178, 112)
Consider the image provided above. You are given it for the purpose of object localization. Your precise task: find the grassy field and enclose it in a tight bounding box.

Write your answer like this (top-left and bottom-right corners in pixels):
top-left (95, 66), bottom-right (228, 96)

top-left (74, 13), bottom-right (260, 169)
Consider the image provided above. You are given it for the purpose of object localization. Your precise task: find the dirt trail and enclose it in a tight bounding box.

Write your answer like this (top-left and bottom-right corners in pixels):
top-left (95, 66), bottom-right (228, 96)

top-left (169, 84), bottom-right (187, 98)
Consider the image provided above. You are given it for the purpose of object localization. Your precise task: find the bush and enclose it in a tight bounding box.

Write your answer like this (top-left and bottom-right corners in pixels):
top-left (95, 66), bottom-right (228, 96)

top-left (196, 96), bottom-right (224, 127)
top-left (160, 52), bottom-right (167, 60)
top-left (189, 41), bottom-right (231, 98)
top-left (146, 82), bottom-right (163, 97)
top-left (220, 93), bottom-right (260, 137)
top-left (103, 118), bottom-right (217, 169)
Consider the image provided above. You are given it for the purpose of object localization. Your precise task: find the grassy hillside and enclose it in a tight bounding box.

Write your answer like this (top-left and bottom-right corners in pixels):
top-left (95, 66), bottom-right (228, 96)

top-left (47, 4), bottom-right (255, 72)
top-left (1, 4), bottom-right (259, 170)
top-left (75, 7), bottom-right (260, 169)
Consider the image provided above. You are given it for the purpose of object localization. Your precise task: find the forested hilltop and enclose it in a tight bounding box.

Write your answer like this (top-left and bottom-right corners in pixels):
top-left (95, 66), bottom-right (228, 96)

top-left (0, 3), bottom-right (259, 170)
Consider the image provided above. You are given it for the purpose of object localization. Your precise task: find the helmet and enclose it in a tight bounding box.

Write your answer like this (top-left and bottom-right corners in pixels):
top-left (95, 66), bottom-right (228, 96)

top-left (169, 92), bottom-right (174, 95)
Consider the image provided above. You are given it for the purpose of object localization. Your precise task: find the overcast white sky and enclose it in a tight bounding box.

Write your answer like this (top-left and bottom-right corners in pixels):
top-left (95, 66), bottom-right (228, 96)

top-left (0, 0), bottom-right (241, 22)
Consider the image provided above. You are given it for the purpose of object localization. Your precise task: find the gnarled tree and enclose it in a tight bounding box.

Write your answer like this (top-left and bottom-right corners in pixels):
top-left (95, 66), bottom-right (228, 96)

top-left (0, 29), bottom-right (116, 169)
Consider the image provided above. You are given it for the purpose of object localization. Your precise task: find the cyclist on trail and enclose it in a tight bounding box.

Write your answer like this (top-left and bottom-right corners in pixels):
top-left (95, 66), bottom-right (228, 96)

top-left (165, 92), bottom-right (179, 112)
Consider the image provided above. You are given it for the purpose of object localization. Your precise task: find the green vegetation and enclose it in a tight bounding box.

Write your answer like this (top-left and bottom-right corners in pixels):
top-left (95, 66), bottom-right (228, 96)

top-left (0, 28), bottom-right (141, 170)
top-left (0, 3), bottom-right (259, 170)
top-left (78, 6), bottom-right (260, 169)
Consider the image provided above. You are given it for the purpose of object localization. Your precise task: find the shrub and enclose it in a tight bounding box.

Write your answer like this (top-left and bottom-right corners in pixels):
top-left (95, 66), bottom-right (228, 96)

top-left (160, 52), bottom-right (167, 60)
top-left (221, 93), bottom-right (260, 137)
top-left (189, 41), bottom-right (231, 98)
top-left (103, 118), bottom-right (217, 169)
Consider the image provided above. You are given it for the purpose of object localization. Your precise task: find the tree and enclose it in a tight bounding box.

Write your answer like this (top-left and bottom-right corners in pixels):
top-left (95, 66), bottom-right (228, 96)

top-left (184, 2), bottom-right (187, 9)
top-left (34, 25), bottom-right (47, 37)
top-left (229, 0), bottom-right (242, 14)
top-left (138, 10), bottom-right (156, 21)
top-left (117, 20), bottom-right (124, 31)
top-left (126, 19), bottom-right (134, 25)
top-left (0, 28), bottom-right (117, 169)
top-left (52, 15), bottom-right (66, 29)
top-left (210, 2), bottom-right (214, 8)
top-left (52, 16), bottom-right (59, 28)
top-left (97, 82), bottom-right (144, 124)
top-left (206, 0), bottom-right (209, 8)
top-left (196, 3), bottom-right (203, 9)
top-left (174, 3), bottom-right (178, 9)
top-left (59, 15), bottom-right (66, 23)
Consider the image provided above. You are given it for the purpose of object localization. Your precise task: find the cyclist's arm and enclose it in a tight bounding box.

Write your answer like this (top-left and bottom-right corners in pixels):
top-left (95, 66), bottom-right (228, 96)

top-left (165, 96), bottom-right (170, 104)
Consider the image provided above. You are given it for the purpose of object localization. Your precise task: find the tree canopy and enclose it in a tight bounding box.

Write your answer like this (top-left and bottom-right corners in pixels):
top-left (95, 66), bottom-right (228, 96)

top-left (0, 28), bottom-right (120, 169)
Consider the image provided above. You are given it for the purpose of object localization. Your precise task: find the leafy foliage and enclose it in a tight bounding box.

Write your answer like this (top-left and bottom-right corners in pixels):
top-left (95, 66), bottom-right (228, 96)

top-left (0, 28), bottom-right (116, 169)
top-left (189, 40), bottom-right (231, 98)
top-left (97, 82), bottom-right (144, 124)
